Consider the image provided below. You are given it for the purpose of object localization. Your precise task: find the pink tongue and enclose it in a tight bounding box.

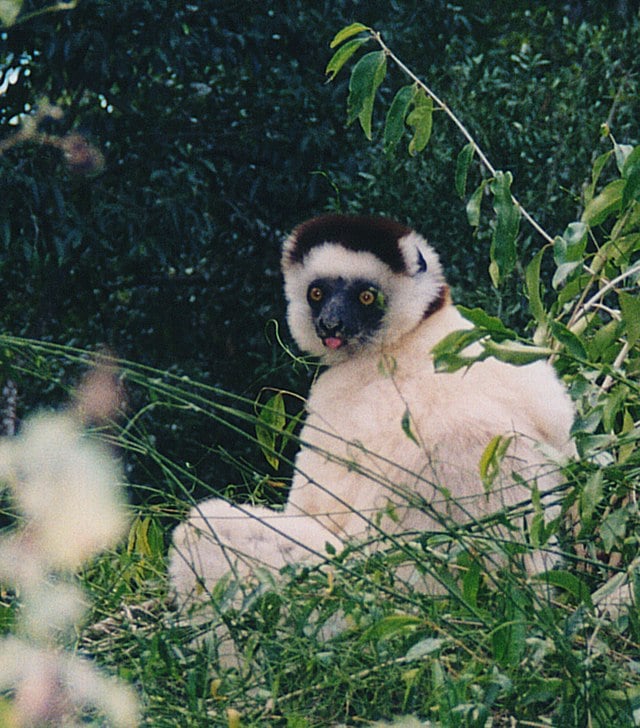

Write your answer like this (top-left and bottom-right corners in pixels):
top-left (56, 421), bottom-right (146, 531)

top-left (324, 337), bottom-right (344, 350)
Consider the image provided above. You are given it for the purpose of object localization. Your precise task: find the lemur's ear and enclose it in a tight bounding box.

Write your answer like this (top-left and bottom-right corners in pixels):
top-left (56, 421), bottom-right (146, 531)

top-left (416, 249), bottom-right (428, 274)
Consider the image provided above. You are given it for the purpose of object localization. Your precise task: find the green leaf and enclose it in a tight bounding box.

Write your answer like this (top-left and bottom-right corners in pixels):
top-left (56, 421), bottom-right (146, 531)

top-left (552, 223), bottom-right (587, 288)
top-left (621, 145), bottom-right (640, 209)
top-left (581, 178), bottom-right (624, 227)
top-left (580, 470), bottom-right (604, 524)
top-left (619, 291), bottom-right (640, 347)
top-left (479, 434), bottom-right (513, 491)
top-left (552, 260), bottom-right (582, 289)
top-left (383, 85), bottom-right (414, 154)
top-left (431, 328), bottom-right (487, 372)
top-left (455, 143), bottom-right (475, 198)
top-left (325, 37), bottom-right (370, 80)
top-left (587, 318), bottom-right (622, 361)
top-left (256, 392), bottom-right (286, 470)
top-left (614, 141), bottom-right (634, 173)
top-left (622, 143), bottom-right (640, 178)
top-left (600, 508), bottom-right (629, 553)
top-left (549, 321), bottom-right (587, 360)
top-left (618, 409), bottom-right (636, 464)
top-left (364, 614), bottom-right (422, 641)
top-left (489, 171), bottom-right (520, 286)
top-left (406, 90), bottom-right (433, 156)
top-left (466, 180), bottom-right (487, 228)
top-left (482, 339), bottom-right (552, 365)
top-left (535, 570), bottom-right (592, 604)
top-left (554, 222), bottom-right (588, 264)
top-left (0, 0), bottom-right (22, 26)
top-left (584, 150), bottom-right (613, 204)
top-left (457, 306), bottom-right (516, 340)
top-left (404, 637), bottom-right (446, 661)
top-left (602, 384), bottom-right (628, 433)
top-left (329, 22), bottom-right (371, 48)
top-left (491, 586), bottom-right (527, 666)
top-left (525, 248), bottom-right (546, 324)
top-left (347, 51), bottom-right (387, 140)
top-left (401, 408), bottom-right (419, 446)
top-left (461, 554), bottom-right (481, 607)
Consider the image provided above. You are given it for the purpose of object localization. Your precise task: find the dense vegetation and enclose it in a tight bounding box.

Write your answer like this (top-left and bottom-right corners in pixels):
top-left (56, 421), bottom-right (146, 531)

top-left (1, 1), bottom-right (640, 725)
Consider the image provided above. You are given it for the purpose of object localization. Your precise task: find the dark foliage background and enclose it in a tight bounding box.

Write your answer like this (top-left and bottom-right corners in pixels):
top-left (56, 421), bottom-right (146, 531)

top-left (1, 0), bottom-right (639, 502)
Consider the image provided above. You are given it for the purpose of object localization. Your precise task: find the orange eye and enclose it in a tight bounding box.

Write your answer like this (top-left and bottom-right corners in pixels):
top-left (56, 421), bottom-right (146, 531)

top-left (308, 286), bottom-right (323, 303)
top-left (359, 289), bottom-right (376, 306)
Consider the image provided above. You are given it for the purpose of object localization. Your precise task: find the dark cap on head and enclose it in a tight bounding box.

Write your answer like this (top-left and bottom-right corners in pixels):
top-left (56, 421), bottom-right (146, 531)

top-left (284, 214), bottom-right (413, 273)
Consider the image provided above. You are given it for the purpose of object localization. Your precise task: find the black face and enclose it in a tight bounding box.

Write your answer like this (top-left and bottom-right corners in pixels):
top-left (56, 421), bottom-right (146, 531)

top-left (306, 277), bottom-right (387, 354)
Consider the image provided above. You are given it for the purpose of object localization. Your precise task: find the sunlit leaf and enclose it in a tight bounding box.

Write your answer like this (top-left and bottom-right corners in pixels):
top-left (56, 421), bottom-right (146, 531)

top-left (431, 328), bottom-right (487, 371)
top-left (325, 37), bottom-right (370, 80)
top-left (581, 178), bottom-right (624, 227)
top-left (256, 392), bottom-right (286, 470)
top-left (404, 637), bottom-right (446, 660)
top-left (406, 90), bottom-right (433, 156)
top-left (491, 585), bottom-right (527, 666)
top-left (552, 221), bottom-right (586, 285)
top-left (600, 508), bottom-right (629, 553)
top-left (466, 180), bottom-right (487, 228)
top-left (552, 260), bottom-right (582, 289)
top-left (614, 141), bottom-right (634, 173)
top-left (461, 554), bottom-right (481, 607)
top-left (618, 410), bottom-right (636, 464)
top-left (0, 0), bottom-right (22, 26)
top-left (364, 614), bottom-right (422, 641)
top-left (602, 384), bottom-right (629, 433)
top-left (554, 222), bottom-right (588, 265)
top-left (584, 150), bottom-right (613, 204)
top-left (329, 21), bottom-right (371, 48)
top-left (621, 145), bottom-right (640, 209)
top-left (479, 434), bottom-right (513, 491)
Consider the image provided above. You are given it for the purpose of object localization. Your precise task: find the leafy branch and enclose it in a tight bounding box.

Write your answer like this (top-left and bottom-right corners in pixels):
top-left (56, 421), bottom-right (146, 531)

top-left (327, 22), bottom-right (554, 288)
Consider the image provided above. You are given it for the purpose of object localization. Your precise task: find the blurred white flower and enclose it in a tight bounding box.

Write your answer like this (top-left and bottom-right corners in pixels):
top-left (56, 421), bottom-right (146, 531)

top-left (0, 392), bottom-right (140, 725)
top-left (8, 412), bottom-right (129, 570)
top-left (0, 637), bottom-right (140, 727)
top-left (21, 580), bottom-right (88, 643)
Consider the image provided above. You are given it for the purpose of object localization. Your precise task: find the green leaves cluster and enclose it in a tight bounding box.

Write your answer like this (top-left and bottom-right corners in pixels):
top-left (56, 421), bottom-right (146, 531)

top-left (327, 24), bottom-right (433, 154)
top-left (328, 25), bottom-right (522, 288)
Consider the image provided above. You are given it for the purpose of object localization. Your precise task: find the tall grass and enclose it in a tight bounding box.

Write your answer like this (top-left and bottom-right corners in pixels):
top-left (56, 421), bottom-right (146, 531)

top-left (0, 333), bottom-right (639, 726)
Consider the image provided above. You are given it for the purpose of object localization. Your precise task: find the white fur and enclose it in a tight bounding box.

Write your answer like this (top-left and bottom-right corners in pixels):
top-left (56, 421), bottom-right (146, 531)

top-left (170, 223), bottom-right (574, 615)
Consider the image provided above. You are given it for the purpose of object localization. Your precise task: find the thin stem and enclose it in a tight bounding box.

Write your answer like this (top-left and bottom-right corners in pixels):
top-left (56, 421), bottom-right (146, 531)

top-left (573, 260), bottom-right (640, 323)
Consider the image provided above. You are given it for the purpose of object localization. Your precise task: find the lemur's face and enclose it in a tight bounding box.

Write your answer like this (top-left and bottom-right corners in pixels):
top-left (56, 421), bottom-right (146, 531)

top-left (282, 214), bottom-right (447, 365)
top-left (305, 276), bottom-right (388, 356)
